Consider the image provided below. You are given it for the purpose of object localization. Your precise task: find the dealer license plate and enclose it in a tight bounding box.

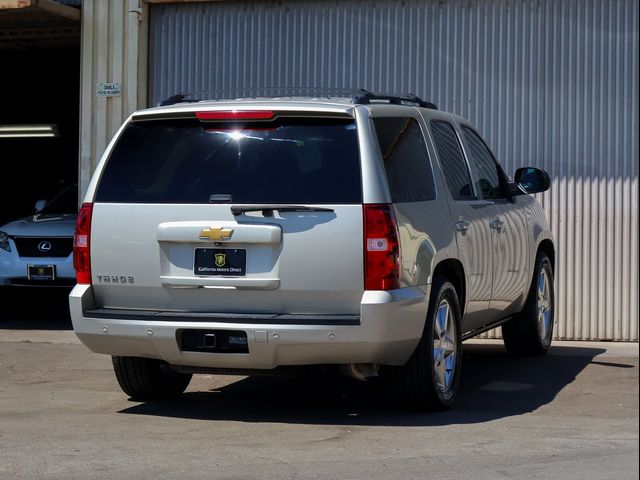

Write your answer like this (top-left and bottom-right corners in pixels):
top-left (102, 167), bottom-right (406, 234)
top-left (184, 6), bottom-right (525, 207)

top-left (194, 248), bottom-right (246, 276)
top-left (27, 265), bottom-right (56, 281)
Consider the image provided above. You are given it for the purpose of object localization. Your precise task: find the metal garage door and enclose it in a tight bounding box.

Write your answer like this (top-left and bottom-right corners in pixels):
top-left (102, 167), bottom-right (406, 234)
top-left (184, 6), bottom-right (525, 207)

top-left (148, 0), bottom-right (639, 341)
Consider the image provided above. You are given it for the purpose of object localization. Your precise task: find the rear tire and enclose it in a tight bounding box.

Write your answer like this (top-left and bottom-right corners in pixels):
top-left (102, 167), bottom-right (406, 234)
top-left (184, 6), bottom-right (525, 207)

top-left (394, 277), bottom-right (462, 411)
top-left (112, 356), bottom-right (192, 401)
top-left (502, 252), bottom-right (554, 355)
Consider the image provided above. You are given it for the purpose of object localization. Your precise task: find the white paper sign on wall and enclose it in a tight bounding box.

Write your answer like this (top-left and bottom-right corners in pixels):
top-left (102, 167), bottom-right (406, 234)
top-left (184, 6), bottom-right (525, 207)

top-left (96, 82), bottom-right (121, 97)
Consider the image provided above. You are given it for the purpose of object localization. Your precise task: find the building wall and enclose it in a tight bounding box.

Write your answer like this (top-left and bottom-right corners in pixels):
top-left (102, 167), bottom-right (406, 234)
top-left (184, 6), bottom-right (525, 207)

top-left (82, 0), bottom-right (639, 341)
top-left (79, 0), bottom-right (148, 196)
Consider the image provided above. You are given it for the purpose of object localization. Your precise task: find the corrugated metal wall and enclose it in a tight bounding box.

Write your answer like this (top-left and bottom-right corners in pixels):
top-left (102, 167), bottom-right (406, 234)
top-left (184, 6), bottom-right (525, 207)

top-left (79, 0), bottom-right (148, 196)
top-left (148, 0), bottom-right (639, 341)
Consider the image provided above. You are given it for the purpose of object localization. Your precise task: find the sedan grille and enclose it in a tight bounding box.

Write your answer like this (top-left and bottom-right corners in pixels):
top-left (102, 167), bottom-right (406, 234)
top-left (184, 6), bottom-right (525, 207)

top-left (12, 237), bottom-right (73, 258)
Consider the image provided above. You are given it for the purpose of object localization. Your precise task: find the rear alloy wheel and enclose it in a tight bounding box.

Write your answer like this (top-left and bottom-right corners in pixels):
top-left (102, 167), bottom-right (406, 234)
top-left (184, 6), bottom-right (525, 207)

top-left (112, 356), bottom-right (192, 401)
top-left (433, 299), bottom-right (458, 394)
top-left (395, 277), bottom-right (462, 410)
top-left (502, 252), bottom-right (554, 355)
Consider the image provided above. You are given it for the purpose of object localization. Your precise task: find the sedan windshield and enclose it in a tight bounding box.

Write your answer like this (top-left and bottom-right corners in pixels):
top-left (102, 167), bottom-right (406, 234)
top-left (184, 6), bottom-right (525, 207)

top-left (40, 184), bottom-right (78, 215)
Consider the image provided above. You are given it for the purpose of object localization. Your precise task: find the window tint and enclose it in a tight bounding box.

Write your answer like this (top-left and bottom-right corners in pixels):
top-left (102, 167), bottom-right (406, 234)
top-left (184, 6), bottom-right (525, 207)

top-left (96, 118), bottom-right (362, 204)
top-left (429, 121), bottom-right (474, 200)
top-left (461, 126), bottom-right (504, 200)
top-left (373, 117), bottom-right (435, 203)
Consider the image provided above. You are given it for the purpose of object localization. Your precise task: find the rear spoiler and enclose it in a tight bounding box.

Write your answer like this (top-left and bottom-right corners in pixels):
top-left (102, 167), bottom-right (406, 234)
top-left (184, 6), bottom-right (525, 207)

top-left (131, 109), bottom-right (355, 123)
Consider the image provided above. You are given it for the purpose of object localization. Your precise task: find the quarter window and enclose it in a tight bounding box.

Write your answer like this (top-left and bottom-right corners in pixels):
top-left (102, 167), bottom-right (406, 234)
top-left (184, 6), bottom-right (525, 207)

top-left (461, 126), bottom-right (505, 200)
top-left (429, 121), bottom-right (474, 200)
top-left (373, 117), bottom-right (436, 203)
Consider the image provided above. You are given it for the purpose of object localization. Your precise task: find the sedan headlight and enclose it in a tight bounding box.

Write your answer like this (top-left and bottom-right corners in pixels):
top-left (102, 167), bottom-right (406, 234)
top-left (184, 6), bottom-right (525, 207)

top-left (0, 231), bottom-right (11, 252)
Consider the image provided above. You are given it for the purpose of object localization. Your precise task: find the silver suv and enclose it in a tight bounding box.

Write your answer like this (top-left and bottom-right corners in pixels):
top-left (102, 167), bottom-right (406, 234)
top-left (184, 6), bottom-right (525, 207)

top-left (70, 92), bottom-right (555, 410)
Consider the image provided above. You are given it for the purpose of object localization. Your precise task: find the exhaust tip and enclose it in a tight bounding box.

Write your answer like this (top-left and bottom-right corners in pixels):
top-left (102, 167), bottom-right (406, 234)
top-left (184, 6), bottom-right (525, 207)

top-left (340, 363), bottom-right (379, 381)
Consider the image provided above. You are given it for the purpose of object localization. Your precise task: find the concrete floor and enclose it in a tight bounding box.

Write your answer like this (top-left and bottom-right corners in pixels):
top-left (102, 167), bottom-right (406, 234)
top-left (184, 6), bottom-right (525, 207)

top-left (0, 291), bottom-right (638, 480)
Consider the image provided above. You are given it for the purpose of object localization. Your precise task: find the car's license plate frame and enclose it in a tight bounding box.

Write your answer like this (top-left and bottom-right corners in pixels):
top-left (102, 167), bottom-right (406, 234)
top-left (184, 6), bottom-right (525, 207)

top-left (193, 248), bottom-right (246, 277)
top-left (27, 264), bottom-right (56, 281)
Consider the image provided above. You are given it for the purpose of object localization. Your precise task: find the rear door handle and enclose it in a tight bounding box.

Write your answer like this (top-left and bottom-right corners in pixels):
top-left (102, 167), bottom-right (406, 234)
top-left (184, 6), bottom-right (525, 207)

top-left (455, 220), bottom-right (470, 232)
top-left (490, 219), bottom-right (504, 231)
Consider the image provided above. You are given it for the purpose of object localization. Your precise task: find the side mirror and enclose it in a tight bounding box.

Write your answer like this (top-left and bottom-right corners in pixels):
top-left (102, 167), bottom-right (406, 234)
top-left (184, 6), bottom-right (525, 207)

top-left (34, 199), bottom-right (47, 212)
top-left (514, 167), bottom-right (550, 194)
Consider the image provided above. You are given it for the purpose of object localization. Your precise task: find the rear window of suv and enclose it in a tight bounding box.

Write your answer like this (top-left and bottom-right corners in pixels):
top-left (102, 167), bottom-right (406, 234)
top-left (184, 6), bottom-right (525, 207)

top-left (95, 117), bottom-right (362, 204)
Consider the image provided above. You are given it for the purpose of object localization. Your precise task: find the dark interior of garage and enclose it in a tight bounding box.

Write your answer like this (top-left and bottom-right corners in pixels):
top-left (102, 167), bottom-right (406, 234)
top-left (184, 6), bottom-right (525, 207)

top-left (0, 48), bottom-right (79, 226)
top-left (0, 1), bottom-right (80, 227)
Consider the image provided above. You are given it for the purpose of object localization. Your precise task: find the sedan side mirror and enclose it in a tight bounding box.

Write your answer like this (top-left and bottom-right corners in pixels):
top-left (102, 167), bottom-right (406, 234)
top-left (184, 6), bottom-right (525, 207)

top-left (514, 167), bottom-right (551, 194)
top-left (34, 199), bottom-right (47, 212)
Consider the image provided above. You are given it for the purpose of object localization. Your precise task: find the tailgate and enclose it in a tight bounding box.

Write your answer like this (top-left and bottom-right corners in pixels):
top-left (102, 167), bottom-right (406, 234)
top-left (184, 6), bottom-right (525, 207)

top-left (90, 204), bottom-right (363, 314)
top-left (88, 111), bottom-right (364, 315)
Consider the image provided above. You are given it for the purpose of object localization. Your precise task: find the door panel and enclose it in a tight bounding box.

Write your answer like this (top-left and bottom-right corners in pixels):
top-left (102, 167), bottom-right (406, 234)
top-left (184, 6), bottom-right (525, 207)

top-left (447, 201), bottom-right (497, 332)
top-left (489, 198), bottom-right (530, 316)
top-left (425, 118), bottom-right (496, 334)
top-left (458, 123), bottom-right (523, 326)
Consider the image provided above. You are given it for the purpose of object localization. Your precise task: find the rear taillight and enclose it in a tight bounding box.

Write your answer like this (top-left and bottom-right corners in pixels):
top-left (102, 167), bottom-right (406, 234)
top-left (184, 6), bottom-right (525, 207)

top-left (73, 202), bottom-right (93, 284)
top-left (364, 204), bottom-right (400, 290)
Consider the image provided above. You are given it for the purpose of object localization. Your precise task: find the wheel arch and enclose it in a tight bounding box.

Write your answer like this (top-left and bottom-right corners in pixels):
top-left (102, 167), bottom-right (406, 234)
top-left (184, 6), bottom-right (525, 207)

top-left (537, 239), bottom-right (555, 272)
top-left (432, 259), bottom-right (466, 316)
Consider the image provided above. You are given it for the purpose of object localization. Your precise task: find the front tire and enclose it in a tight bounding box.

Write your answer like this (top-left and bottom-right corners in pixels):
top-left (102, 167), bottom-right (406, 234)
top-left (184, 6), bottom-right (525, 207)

top-left (112, 356), bottom-right (192, 401)
top-left (502, 252), bottom-right (554, 355)
top-left (395, 277), bottom-right (462, 411)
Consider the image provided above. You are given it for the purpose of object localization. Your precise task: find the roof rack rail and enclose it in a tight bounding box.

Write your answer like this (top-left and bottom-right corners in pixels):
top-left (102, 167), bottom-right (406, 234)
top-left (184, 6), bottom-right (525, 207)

top-left (352, 89), bottom-right (437, 110)
top-left (157, 93), bottom-right (201, 107)
top-left (158, 87), bottom-right (364, 103)
top-left (156, 88), bottom-right (437, 109)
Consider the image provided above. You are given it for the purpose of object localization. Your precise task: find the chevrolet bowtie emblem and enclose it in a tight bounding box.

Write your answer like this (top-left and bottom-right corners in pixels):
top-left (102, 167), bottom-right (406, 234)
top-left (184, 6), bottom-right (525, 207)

top-left (199, 227), bottom-right (234, 241)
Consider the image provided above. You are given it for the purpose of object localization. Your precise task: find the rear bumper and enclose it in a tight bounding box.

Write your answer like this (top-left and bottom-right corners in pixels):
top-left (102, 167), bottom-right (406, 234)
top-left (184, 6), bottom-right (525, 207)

top-left (69, 284), bottom-right (430, 368)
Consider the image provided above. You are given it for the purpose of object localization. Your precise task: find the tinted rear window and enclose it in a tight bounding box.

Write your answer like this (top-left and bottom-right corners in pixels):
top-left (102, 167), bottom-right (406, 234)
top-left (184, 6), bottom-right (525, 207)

top-left (95, 118), bottom-right (362, 204)
top-left (373, 117), bottom-right (435, 203)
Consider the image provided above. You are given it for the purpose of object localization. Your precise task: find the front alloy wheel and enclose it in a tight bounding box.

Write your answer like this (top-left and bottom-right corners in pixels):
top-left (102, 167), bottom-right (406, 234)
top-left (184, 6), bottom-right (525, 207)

top-left (502, 252), bottom-right (554, 355)
top-left (537, 268), bottom-right (552, 344)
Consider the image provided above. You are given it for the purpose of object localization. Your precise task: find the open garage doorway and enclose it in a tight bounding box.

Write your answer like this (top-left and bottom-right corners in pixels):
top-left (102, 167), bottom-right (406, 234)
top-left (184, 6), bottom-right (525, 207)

top-left (0, 1), bottom-right (80, 227)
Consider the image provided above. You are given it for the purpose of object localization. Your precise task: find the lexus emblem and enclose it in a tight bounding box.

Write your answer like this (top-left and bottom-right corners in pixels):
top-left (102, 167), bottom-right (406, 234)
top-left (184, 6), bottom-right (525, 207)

top-left (38, 241), bottom-right (52, 253)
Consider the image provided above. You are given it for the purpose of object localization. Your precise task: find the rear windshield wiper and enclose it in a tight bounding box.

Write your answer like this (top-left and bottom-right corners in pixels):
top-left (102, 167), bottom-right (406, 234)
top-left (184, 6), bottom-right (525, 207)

top-left (231, 205), bottom-right (335, 216)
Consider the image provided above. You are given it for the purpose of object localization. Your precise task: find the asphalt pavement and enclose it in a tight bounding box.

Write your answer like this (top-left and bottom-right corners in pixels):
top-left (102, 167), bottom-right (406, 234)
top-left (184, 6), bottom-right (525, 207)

top-left (0, 290), bottom-right (638, 480)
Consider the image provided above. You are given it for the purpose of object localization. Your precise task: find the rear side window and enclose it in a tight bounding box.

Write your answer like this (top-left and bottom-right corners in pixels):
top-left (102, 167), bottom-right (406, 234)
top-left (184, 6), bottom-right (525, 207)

top-left (373, 117), bottom-right (435, 203)
top-left (95, 118), bottom-right (362, 204)
top-left (429, 121), bottom-right (475, 200)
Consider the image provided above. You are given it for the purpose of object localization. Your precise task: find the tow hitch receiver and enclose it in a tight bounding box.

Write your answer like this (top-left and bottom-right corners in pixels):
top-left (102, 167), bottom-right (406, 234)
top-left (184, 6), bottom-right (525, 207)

top-left (179, 329), bottom-right (249, 354)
